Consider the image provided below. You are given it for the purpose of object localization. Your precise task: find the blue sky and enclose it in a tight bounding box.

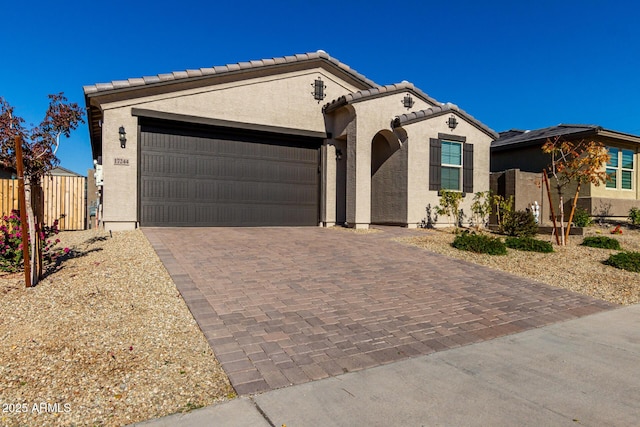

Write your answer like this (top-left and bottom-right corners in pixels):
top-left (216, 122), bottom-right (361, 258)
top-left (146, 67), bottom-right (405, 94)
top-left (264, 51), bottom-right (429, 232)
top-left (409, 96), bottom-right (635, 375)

top-left (2, 0), bottom-right (639, 175)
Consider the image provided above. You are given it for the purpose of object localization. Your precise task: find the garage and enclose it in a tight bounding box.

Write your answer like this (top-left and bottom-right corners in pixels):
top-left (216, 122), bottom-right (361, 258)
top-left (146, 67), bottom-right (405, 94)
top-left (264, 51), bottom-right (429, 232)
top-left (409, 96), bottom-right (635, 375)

top-left (139, 118), bottom-right (322, 227)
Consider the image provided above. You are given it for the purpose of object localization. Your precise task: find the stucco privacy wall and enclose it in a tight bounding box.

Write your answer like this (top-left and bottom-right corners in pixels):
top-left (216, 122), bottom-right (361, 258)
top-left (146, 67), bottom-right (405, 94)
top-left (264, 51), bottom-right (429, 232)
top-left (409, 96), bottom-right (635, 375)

top-left (96, 68), bottom-right (362, 230)
top-left (401, 113), bottom-right (493, 227)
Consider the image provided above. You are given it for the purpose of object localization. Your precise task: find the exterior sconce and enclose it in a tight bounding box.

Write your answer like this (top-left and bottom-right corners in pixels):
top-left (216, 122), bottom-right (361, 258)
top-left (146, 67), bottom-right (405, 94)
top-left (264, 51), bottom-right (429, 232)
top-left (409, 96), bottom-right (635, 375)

top-left (402, 94), bottom-right (414, 109)
top-left (119, 126), bottom-right (127, 148)
top-left (335, 149), bottom-right (343, 161)
top-left (312, 77), bottom-right (326, 102)
top-left (447, 115), bottom-right (458, 130)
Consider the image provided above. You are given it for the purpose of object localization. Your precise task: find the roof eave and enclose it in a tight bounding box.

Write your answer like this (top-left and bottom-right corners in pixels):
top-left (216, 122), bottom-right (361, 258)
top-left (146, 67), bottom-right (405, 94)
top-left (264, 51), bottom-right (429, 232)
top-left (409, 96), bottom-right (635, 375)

top-left (395, 106), bottom-right (499, 140)
top-left (323, 82), bottom-right (440, 114)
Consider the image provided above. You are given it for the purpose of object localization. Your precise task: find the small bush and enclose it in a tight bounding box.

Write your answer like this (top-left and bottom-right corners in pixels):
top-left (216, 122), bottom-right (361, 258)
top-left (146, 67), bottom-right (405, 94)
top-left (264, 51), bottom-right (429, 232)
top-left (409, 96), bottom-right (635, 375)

top-left (452, 232), bottom-right (507, 255)
top-left (581, 236), bottom-right (621, 250)
top-left (629, 207), bottom-right (640, 226)
top-left (0, 210), bottom-right (68, 273)
top-left (505, 237), bottom-right (554, 253)
top-left (573, 207), bottom-right (593, 228)
top-left (501, 210), bottom-right (538, 237)
top-left (604, 252), bottom-right (640, 273)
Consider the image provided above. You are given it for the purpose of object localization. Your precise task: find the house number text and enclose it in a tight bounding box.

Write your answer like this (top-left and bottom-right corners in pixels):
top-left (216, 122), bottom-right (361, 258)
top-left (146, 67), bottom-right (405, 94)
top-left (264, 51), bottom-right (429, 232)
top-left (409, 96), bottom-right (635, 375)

top-left (114, 158), bottom-right (129, 166)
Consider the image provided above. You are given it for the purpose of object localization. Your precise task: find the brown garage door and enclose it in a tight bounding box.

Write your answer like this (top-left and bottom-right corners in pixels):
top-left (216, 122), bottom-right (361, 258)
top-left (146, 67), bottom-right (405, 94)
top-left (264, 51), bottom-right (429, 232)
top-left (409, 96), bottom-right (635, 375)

top-left (139, 119), bottom-right (321, 226)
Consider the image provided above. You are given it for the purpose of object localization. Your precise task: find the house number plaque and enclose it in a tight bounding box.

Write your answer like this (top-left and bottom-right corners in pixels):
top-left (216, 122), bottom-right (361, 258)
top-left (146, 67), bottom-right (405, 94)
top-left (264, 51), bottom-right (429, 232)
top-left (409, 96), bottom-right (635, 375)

top-left (114, 158), bottom-right (129, 166)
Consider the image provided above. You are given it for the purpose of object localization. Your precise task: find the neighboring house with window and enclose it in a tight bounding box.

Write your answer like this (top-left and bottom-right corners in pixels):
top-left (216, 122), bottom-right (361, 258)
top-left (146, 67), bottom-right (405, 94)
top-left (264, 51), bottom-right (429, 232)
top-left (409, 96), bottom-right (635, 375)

top-left (490, 124), bottom-right (640, 222)
top-left (84, 51), bottom-right (497, 230)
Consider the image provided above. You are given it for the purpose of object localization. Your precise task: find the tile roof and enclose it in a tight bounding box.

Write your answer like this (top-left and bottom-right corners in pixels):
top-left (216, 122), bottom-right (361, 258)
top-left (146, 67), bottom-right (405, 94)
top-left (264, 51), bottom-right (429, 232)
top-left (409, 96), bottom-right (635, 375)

top-left (394, 103), bottom-right (499, 140)
top-left (83, 50), bottom-right (377, 95)
top-left (322, 81), bottom-right (440, 112)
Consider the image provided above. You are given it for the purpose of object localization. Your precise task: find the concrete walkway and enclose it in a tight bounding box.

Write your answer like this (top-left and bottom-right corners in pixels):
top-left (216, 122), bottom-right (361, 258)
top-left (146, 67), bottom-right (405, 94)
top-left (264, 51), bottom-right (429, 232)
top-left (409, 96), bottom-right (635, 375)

top-left (143, 227), bottom-right (613, 395)
top-left (133, 304), bottom-right (640, 426)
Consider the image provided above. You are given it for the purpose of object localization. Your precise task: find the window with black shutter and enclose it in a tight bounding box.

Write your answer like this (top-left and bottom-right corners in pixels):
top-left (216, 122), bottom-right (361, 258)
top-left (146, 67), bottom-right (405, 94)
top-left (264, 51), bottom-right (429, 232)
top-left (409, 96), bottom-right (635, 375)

top-left (429, 133), bottom-right (473, 194)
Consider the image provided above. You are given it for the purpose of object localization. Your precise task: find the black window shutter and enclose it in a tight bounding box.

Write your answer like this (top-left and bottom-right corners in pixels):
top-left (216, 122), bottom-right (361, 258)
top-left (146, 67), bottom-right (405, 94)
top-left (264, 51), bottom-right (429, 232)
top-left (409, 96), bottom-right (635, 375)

top-left (463, 143), bottom-right (474, 193)
top-left (429, 138), bottom-right (441, 191)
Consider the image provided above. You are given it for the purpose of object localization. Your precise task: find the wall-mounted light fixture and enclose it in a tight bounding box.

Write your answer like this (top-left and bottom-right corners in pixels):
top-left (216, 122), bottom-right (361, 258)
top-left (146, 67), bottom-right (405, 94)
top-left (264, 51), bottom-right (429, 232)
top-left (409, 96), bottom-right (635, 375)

top-left (119, 126), bottom-right (127, 148)
top-left (402, 94), bottom-right (414, 109)
top-left (312, 77), bottom-right (326, 102)
top-left (335, 149), bottom-right (343, 161)
top-left (447, 115), bottom-right (458, 130)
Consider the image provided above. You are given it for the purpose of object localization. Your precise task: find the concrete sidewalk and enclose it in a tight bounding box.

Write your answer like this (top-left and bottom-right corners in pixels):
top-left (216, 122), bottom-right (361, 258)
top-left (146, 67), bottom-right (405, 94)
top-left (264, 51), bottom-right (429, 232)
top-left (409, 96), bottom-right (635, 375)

top-left (133, 304), bottom-right (640, 426)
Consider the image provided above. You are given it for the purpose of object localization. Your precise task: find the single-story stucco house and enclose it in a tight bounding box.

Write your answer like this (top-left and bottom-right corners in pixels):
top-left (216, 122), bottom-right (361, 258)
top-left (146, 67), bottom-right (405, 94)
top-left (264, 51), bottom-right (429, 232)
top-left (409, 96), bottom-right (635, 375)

top-left (491, 124), bottom-right (640, 222)
top-left (84, 51), bottom-right (498, 231)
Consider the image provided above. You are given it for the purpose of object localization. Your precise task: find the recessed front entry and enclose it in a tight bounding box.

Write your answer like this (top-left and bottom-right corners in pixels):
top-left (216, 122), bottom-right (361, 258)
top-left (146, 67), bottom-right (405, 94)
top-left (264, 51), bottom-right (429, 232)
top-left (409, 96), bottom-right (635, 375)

top-left (370, 130), bottom-right (407, 225)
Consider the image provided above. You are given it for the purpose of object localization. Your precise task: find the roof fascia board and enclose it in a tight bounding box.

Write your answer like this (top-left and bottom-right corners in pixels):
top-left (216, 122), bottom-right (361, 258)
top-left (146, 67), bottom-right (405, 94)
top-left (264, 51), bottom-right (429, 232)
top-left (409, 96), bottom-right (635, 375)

top-left (598, 129), bottom-right (640, 144)
top-left (131, 108), bottom-right (327, 139)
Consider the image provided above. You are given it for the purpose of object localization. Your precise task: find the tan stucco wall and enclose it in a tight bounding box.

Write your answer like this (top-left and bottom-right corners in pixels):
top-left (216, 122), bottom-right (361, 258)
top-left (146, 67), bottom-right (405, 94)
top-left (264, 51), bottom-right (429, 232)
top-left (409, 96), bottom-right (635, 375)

top-left (96, 68), bottom-right (362, 230)
top-left (403, 113), bottom-right (493, 227)
top-left (100, 108), bottom-right (139, 230)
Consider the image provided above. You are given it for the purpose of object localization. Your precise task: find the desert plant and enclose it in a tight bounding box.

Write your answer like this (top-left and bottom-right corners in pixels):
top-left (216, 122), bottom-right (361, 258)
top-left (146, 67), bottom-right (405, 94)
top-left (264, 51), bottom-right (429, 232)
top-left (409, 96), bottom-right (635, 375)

top-left (604, 251), bottom-right (640, 273)
top-left (573, 207), bottom-right (593, 228)
top-left (452, 231), bottom-right (507, 255)
top-left (505, 237), bottom-right (554, 253)
top-left (581, 236), bottom-right (621, 250)
top-left (629, 207), bottom-right (640, 226)
top-left (501, 210), bottom-right (538, 237)
top-left (436, 190), bottom-right (463, 228)
top-left (471, 191), bottom-right (491, 230)
top-left (492, 194), bottom-right (514, 233)
top-left (420, 204), bottom-right (438, 229)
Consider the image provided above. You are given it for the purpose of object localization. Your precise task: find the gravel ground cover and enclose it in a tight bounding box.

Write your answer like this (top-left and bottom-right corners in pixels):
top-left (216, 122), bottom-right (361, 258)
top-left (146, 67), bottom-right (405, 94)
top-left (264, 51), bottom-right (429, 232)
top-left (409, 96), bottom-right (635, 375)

top-left (1, 225), bottom-right (637, 426)
top-left (402, 226), bottom-right (640, 305)
top-left (0, 229), bottom-right (234, 427)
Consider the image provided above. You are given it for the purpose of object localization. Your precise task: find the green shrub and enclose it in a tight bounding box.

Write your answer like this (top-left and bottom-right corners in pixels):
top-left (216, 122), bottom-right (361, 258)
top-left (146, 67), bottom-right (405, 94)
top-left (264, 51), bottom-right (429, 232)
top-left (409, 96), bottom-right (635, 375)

top-left (501, 210), bottom-right (538, 237)
top-left (581, 236), bottom-right (621, 250)
top-left (629, 207), bottom-right (640, 226)
top-left (573, 207), bottom-right (593, 228)
top-left (505, 237), bottom-right (554, 253)
top-left (604, 252), bottom-right (640, 273)
top-left (452, 232), bottom-right (507, 255)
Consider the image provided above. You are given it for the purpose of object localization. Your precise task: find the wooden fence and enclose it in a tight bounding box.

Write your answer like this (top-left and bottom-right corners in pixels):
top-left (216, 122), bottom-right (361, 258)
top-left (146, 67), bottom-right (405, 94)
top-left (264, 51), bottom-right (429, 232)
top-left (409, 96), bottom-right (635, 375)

top-left (0, 176), bottom-right (86, 230)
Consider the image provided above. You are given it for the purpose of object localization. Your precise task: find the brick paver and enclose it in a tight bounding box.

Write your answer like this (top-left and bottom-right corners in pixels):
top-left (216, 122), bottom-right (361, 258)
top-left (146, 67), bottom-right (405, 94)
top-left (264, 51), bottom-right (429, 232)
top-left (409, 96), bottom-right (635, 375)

top-left (143, 227), bottom-right (615, 395)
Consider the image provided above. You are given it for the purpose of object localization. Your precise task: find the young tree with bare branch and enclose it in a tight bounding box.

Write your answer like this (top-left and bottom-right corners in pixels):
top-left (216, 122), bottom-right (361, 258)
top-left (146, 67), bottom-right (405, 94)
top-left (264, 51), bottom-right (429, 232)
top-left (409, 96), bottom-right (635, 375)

top-left (0, 94), bottom-right (84, 284)
top-left (542, 136), bottom-right (610, 245)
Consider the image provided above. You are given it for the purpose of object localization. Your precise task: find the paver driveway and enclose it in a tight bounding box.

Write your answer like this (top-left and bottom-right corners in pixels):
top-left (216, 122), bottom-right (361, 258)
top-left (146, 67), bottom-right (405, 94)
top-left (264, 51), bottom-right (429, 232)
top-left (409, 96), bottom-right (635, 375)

top-left (143, 227), bottom-right (614, 395)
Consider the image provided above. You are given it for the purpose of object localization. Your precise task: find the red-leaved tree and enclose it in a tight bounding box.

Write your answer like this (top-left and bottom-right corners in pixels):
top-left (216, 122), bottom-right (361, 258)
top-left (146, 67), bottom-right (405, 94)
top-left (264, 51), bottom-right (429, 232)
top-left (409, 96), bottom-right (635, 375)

top-left (0, 93), bottom-right (84, 284)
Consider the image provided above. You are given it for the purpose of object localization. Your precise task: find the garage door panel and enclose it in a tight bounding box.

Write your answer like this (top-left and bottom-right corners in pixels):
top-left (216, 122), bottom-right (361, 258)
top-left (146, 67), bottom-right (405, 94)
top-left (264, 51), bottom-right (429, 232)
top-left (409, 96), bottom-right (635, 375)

top-left (140, 121), bottom-right (320, 227)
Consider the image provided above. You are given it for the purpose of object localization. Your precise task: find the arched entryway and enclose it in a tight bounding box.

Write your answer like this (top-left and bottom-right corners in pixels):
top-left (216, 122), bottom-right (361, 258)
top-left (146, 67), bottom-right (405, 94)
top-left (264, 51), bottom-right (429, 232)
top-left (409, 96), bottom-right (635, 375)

top-left (371, 130), bottom-right (407, 225)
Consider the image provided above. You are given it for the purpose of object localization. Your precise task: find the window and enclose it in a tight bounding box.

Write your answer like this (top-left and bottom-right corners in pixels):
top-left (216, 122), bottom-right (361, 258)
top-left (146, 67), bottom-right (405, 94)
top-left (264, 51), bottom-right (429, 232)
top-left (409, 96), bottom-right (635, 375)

top-left (606, 147), bottom-right (634, 190)
top-left (429, 135), bottom-right (473, 193)
top-left (441, 141), bottom-right (462, 191)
